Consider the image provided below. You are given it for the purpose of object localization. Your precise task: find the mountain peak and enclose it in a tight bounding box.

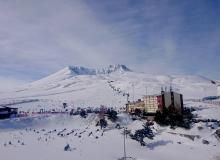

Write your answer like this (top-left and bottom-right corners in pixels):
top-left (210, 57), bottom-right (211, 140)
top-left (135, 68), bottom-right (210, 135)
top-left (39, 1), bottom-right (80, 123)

top-left (99, 64), bottom-right (131, 74)
top-left (63, 64), bottom-right (131, 76)
top-left (108, 64), bottom-right (131, 72)
top-left (66, 66), bottom-right (96, 75)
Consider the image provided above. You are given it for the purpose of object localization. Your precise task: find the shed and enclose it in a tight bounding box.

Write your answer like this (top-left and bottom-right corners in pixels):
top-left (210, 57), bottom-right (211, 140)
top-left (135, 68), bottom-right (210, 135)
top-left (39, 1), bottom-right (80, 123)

top-left (0, 106), bottom-right (18, 119)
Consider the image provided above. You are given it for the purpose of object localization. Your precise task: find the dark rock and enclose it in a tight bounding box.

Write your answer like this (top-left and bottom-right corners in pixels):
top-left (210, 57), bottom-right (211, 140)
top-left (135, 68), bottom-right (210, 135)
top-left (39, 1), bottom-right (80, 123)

top-left (202, 139), bottom-right (209, 145)
top-left (197, 126), bottom-right (203, 130)
top-left (215, 129), bottom-right (220, 140)
top-left (64, 144), bottom-right (71, 151)
top-left (88, 132), bottom-right (93, 137)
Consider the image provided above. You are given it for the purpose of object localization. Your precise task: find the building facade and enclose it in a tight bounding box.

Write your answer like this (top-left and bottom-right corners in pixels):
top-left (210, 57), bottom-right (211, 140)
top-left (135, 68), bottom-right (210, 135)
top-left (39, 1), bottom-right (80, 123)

top-left (161, 91), bottom-right (183, 114)
top-left (143, 95), bottom-right (160, 113)
top-left (126, 99), bottom-right (145, 113)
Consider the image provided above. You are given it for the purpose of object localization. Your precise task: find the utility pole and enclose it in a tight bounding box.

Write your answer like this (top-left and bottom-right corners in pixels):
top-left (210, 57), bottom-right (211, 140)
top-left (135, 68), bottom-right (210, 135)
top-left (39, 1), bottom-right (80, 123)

top-left (123, 127), bottom-right (127, 160)
top-left (120, 117), bottom-right (134, 160)
top-left (170, 83), bottom-right (172, 92)
top-left (122, 116), bottom-right (128, 160)
top-left (132, 83), bottom-right (134, 102)
top-left (126, 87), bottom-right (130, 103)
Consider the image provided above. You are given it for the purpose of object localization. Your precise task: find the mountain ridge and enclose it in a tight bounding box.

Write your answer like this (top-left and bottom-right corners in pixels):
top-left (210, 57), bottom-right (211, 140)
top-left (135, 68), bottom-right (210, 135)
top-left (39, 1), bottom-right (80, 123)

top-left (66, 64), bottom-right (132, 75)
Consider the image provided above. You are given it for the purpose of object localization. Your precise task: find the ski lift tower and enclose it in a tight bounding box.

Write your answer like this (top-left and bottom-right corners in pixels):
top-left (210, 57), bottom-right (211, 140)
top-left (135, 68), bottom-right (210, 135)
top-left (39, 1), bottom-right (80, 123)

top-left (119, 117), bottom-right (136, 160)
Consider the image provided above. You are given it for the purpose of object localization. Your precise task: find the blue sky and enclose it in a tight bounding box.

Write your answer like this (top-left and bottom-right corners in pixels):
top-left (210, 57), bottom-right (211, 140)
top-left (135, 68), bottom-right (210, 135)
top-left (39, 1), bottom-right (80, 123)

top-left (0, 0), bottom-right (220, 89)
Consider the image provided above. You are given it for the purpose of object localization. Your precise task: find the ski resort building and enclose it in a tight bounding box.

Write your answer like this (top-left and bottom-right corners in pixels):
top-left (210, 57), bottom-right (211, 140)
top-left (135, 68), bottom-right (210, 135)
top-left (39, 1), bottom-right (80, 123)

top-left (126, 91), bottom-right (183, 115)
top-left (126, 99), bottom-right (145, 113)
top-left (161, 91), bottom-right (183, 114)
top-left (0, 106), bottom-right (18, 119)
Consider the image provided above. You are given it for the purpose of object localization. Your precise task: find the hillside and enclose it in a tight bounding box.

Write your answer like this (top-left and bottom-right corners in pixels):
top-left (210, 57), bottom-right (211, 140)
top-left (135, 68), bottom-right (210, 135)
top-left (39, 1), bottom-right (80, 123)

top-left (0, 65), bottom-right (217, 110)
top-left (0, 65), bottom-right (220, 160)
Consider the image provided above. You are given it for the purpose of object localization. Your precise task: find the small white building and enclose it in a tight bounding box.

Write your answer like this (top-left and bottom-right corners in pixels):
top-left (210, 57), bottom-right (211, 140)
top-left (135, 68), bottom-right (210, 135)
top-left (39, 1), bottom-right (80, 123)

top-left (217, 85), bottom-right (220, 96)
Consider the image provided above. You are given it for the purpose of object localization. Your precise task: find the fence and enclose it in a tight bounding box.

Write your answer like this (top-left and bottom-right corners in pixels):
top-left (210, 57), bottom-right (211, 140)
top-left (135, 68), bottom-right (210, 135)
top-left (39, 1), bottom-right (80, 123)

top-left (185, 99), bottom-right (220, 106)
top-left (203, 100), bottom-right (220, 106)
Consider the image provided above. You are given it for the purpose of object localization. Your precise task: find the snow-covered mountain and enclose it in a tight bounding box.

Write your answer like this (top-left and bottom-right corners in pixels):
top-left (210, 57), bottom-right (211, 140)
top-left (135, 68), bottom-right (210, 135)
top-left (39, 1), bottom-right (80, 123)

top-left (49, 64), bottom-right (131, 77)
top-left (0, 64), bottom-right (217, 108)
top-left (0, 65), bottom-right (220, 160)
top-left (31, 64), bottom-right (131, 84)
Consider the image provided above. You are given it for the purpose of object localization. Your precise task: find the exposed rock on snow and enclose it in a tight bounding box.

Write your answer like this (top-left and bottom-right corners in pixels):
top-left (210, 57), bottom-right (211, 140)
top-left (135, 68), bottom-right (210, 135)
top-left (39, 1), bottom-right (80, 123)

top-left (64, 144), bottom-right (71, 151)
top-left (202, 139), bottom-right (210, 145)
top-left (215, 129), bottom-right (220, 140)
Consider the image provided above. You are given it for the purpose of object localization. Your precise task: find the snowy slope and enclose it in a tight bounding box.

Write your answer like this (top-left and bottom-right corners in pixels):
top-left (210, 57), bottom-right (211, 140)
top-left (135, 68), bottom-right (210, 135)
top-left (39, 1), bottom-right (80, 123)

top-left (0, 110), bottom-right (219, 160)
top-left (0, 65), bottom-right (220, 160)
top-left (0, 65), bottom-right (216, 110)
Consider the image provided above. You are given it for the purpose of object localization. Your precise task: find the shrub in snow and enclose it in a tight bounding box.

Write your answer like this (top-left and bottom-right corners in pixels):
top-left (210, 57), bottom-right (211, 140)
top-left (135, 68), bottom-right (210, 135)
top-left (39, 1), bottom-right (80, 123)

top-left (215, 129), bottom-right (220, 140)
top-left (130, 123), bottom-right (154, 146)
top-left (154, 106), bottom-right (193, 129)
top-left (88, 132), bottom-right (93, 136)
top-left (115, 123), bottom-right (121, 129)
top-left (64, 144), bottom-right (71, 151)
top-left (202, 139), bottom-right (209, 145)
top-left (100, 118), bottom-right (107, 129)
top-left (96, 118), bottom-right (108, 129)
top-left (63, 103), bottom-right (67, 108)
top-left (197, 126), bottom-right (203, 130)
top-left (107, 109), bottom-right (118, 122)
top-left (80, 109), bottom-right (87, 118)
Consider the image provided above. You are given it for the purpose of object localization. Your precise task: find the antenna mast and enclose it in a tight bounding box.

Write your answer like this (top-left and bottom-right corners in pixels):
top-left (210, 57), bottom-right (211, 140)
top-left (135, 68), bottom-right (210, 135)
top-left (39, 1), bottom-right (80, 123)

top-left (123, 127), bottom-right (127, 160)
top-left (132, 83), bottom-right (134, 102)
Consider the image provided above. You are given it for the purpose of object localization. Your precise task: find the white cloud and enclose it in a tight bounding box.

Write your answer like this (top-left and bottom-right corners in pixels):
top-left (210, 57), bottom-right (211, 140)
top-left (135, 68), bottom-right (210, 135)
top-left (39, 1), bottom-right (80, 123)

top-left (0, 0), bottom-right (219, 81)
top-left (0, 0), bottom-right (137, 74)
